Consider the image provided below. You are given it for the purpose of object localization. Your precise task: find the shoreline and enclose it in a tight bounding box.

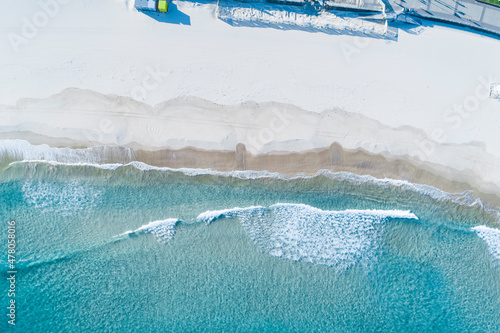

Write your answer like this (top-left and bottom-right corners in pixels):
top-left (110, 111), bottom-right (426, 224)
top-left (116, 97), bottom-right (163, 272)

top-left (2, 136), bottom-right (500, 210)
top-left (2, 88), bottom-right (500, 201)
top-left (135, 144), bottom-right (500, 209)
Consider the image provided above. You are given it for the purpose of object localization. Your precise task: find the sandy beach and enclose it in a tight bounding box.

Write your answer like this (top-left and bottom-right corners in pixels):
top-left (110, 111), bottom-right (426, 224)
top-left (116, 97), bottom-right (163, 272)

top-left (1, 89), bottom-right (500, 209)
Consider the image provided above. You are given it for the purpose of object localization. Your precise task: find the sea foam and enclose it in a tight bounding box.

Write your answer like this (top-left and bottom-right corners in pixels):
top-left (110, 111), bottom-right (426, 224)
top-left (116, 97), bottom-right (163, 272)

top-left (22, 180), bottom-right (103, 215)
top-left (196, 206), bottom-right (265, 224)
top-left (472, 225), bottom-right (500, 262)
top-left (0, 139), bottom-right (134, 165)
top-left (116, 218), bottom-right (180, 243)
top-left (196, 203), bottom-right (418, 269)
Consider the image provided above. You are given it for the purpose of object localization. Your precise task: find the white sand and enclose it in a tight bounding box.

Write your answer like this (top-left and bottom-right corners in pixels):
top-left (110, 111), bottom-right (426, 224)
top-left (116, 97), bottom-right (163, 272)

top-left (0, 0), bottom-right (500, 196)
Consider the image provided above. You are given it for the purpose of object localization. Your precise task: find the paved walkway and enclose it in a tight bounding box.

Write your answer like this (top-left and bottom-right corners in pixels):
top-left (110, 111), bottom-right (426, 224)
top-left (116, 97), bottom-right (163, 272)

top-left (387, 0), bottom-right (500, 36)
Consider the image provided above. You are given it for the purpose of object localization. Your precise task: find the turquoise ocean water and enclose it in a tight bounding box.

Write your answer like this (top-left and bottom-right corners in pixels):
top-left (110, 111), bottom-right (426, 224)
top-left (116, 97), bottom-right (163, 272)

top-left (1, 142), bottom-right (500, 332)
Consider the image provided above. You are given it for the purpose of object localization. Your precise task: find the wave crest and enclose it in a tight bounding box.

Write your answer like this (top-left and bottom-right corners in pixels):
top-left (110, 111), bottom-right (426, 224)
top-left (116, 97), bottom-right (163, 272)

top-left (197, 203), bottom-right (418, 269)
top-left (196, 206), bottom-right (265, 224)
top-left (115, 218), bottom-right (180, 243)
top-left (473, 225), bottom-right (500, 262)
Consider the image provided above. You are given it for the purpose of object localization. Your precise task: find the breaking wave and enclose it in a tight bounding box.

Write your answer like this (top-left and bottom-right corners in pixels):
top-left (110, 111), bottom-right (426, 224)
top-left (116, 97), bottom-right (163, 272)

top-left (473, 225), bottom-right (500, 262)
top-left (197, 203), bottom-right (418, 269)
top-left (0, 218), bottom-right (180, 271)
top-left (115, 218), bottom-right (180, 243)
top-left (196, 206), bottom-right (265, 224)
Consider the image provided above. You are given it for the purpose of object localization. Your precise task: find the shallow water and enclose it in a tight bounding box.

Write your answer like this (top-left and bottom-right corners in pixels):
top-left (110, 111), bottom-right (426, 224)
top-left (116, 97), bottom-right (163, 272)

top-left (1, 160), bottom-right (500, 332)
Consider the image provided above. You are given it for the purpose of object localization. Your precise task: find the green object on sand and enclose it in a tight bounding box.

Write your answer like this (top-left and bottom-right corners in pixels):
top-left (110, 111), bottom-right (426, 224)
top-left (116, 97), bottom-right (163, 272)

top-left (158, 0), bottom-right (168, 12)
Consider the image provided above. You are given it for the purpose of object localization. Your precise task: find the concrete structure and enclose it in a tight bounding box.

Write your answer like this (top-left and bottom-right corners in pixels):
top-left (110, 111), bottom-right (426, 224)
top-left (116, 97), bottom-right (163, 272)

top-left (325, 0), bottom-right (385, 12)
top-left (388, 0), bottom-right (500, 36)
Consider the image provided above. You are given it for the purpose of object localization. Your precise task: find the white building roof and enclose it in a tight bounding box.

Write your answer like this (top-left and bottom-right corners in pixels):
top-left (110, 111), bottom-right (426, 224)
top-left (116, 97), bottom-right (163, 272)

top-left (135, 0), bottom-right (157, 11)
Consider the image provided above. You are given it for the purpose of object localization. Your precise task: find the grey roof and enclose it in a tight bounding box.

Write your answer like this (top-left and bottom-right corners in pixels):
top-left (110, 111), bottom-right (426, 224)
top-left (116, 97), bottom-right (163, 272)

top-left (135, 0), bottom-right (157, 11)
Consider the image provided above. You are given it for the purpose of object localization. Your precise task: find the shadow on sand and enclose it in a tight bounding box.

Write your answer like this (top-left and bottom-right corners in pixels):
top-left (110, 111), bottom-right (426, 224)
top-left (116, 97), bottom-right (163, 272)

top-left (409, 16), bottom-right (500, 41)
top-left (220, 18), bottom-right (398, 41)
top-left (140, 3), bottom-right (191, 26)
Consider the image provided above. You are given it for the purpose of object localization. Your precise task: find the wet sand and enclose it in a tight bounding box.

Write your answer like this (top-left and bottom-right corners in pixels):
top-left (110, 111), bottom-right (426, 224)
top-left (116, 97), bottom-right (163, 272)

top-left (134, 143), bottom-right (500, 208)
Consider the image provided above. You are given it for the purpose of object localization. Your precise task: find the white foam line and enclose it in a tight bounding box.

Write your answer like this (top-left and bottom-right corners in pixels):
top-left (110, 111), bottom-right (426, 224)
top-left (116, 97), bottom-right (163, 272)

top-left (196, 203), bottom-right (418, 224)
top-left (6, 156), bottom-right (497, 217)
top-left (113, 218), bottom-right (180, 242)
top-left (196, 206), bottom-right (265, 224)
top-left (136, 218), bottom-right (179, 231)
top-left (0, 139), bottom-right (134, 165)
top-left (274, 204), bottom-right (420, 220)
top-left (270, 204), bottom-right (419, 220)
top-left (113, 230), bottom-right (134, 238)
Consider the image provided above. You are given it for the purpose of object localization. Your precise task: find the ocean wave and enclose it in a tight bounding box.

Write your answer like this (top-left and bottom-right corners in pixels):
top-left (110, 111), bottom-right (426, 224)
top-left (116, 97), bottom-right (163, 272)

top-left (0, 219), bottom-right (179, 271)
top-left (2, 140), bottom-right (498, 221)
top-left (0, 246), bottom-right (103, 271)
top-left (0, 253), bottom-right (70, 271)
top-left (472, 225), bottom-right (500, 262)
top-left (197, 203), bottom-right (418, 269)
top-left (0, 139), bottom-right (134, 165)
top-left (196, 206), bottom-right (265, 224)
top-left (315, 170), bottom-right (486, 210)
top-left (10, 159), bottom-right (495, 214)
top-left (114, 218), bottom-right (180, 243)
